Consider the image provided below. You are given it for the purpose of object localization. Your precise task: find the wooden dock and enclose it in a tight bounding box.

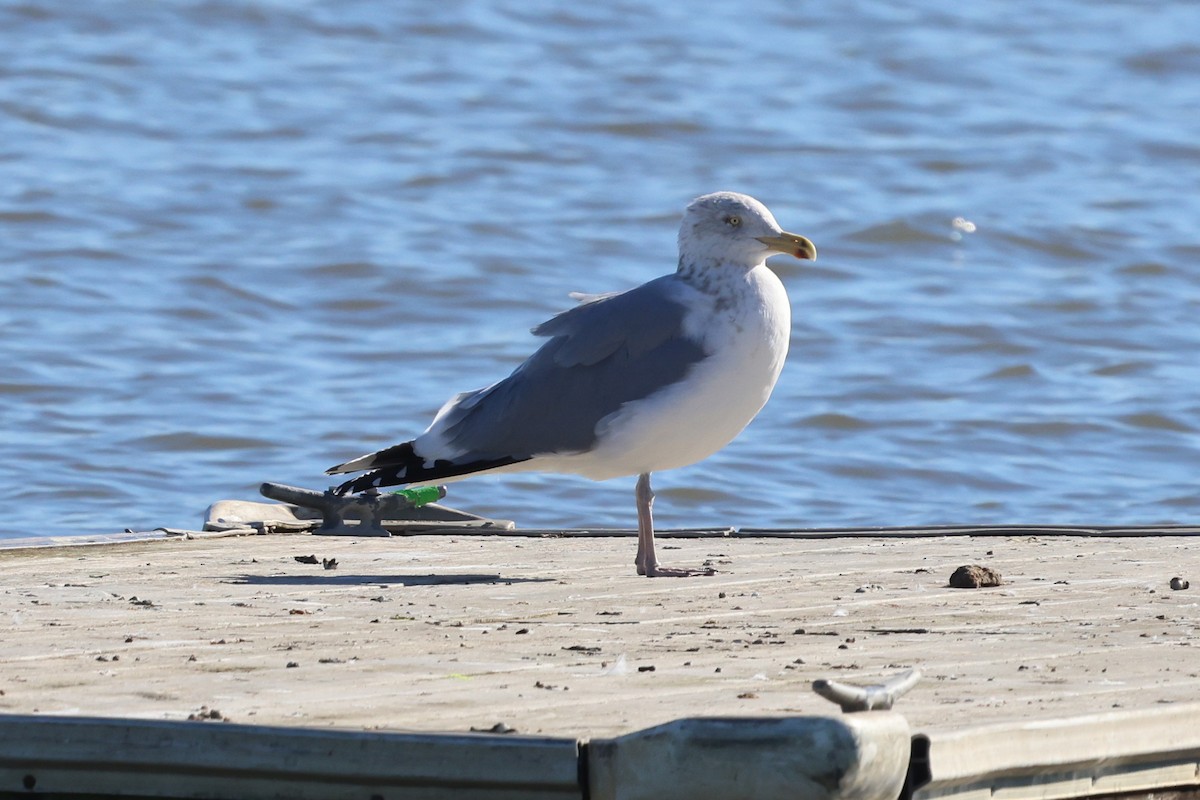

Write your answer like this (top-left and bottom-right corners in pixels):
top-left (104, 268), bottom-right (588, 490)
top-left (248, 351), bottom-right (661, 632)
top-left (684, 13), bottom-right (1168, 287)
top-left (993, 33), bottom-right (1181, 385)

top-left (1, 525), bottom-right (1197, 799)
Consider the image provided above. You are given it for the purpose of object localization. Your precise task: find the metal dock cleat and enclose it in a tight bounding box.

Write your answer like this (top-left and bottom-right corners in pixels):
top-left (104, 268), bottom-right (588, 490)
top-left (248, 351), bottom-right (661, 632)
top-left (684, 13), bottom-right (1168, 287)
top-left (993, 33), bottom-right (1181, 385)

top-left (813, 669), bottom-right (922, 712)
top-left (203, 482), bottom-right (514, 536)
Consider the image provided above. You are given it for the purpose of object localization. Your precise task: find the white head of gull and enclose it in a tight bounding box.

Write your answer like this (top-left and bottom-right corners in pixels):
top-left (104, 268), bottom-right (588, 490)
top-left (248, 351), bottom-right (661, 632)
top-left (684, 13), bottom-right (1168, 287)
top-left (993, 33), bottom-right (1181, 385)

top-left (327, 191), bottom-right (815, 577)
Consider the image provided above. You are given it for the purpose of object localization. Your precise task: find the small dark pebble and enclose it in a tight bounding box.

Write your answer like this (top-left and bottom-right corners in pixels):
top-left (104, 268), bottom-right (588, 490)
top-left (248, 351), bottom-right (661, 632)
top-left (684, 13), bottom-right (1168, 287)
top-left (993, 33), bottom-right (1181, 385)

top-left (294, 555), bottom-right (319, 564)
top-left (471, 722), bottom-right (516, 734)
top-left (1169, 577), bottom-right (1189, 590)
top-left (286, 661), bottom-right (300, 668)
top-left (322, 558), bottom-right (338, 570)
top-left (637, 665), bottom-right (656, 673)
top-left (187, 707), bottom-right (225, 722)
top-left (949, 565), bottom-right (1002, 588)
top-left (515, 628), bottom-right (529, 635)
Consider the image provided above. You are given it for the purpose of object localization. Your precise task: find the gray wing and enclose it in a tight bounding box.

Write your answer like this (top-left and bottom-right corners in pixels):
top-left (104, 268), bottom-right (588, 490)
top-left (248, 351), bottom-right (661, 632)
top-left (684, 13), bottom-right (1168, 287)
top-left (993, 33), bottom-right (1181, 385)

top-left (434, 274), bottom-right (708, 459)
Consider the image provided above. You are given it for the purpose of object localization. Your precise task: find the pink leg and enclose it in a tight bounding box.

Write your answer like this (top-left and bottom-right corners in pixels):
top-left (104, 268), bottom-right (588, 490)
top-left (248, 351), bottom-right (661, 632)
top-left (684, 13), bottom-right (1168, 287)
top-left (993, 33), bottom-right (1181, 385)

top-left (634, 473), bottom-right (708, 578)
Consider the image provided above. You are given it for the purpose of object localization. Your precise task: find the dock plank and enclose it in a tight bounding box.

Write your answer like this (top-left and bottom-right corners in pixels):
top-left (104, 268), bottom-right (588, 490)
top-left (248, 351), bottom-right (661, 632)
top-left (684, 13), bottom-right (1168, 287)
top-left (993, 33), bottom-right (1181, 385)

top-left (0, 531), bottom-right (1195, 737)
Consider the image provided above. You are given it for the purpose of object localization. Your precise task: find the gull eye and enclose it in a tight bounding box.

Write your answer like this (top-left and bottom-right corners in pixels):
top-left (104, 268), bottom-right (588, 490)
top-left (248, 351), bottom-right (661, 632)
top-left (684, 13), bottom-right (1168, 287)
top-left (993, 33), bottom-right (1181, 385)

top-left (725, 215), bottom-right (741, 228)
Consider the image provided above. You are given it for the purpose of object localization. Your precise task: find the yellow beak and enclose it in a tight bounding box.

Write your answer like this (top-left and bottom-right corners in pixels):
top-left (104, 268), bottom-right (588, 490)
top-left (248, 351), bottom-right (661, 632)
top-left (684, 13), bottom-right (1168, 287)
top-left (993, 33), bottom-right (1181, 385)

top-left (757, 231), bottom-right (817, 261)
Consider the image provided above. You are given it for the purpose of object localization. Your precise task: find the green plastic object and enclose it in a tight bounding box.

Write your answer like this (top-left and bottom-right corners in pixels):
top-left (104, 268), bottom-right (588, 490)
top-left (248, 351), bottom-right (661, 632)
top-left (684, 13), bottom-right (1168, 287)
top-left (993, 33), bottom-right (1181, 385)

top-left (389, 486), bottom-right (442, 508)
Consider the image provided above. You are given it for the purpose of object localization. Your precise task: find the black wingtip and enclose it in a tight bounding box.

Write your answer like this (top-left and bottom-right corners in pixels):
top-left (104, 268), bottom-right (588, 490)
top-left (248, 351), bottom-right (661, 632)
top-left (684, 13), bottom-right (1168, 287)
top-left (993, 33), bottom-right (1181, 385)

top-left (332, 454), bottom-right (532, 496)
top-left (332, 474), bottom-right (373, 496)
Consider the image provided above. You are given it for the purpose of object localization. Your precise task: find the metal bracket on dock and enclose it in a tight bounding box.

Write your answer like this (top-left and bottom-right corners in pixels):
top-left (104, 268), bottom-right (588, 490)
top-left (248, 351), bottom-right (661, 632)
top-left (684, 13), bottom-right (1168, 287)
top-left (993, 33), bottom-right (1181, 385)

top-left (813, 669), bottom-right (922, 713)
top-left (256, 482), bottom-right (510, 536)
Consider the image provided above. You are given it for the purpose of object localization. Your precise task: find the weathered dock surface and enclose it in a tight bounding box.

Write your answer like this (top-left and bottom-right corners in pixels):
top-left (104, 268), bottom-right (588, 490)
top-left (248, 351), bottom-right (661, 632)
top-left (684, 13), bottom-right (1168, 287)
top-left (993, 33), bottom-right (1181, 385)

top-left (1, 528), bottom-right (1196, 738)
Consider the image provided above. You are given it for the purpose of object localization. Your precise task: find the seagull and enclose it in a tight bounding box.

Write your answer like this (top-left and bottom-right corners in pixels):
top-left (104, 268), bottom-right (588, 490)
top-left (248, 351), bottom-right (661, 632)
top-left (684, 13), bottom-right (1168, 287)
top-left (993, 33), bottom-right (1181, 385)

top-left (327, 191), bottom-right (815, 577)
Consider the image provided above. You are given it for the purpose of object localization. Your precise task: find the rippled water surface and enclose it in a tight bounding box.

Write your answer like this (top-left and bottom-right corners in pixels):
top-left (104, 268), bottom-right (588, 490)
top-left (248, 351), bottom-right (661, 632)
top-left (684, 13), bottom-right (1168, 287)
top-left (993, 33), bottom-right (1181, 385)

top-left (3, 1), bottom-right (1199, 539)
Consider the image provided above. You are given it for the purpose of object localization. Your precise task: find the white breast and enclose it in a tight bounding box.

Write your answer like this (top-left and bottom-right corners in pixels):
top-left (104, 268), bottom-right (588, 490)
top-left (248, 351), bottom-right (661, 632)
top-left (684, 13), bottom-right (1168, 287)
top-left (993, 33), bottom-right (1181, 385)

top-left (567, 265), bottom-right (791, 480)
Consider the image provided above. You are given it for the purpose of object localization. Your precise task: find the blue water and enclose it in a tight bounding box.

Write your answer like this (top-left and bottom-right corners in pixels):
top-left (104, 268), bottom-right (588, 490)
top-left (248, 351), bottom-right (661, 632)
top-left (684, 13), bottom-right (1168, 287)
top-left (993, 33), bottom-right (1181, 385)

top-left (3, 1), bottom-right (1198, 539)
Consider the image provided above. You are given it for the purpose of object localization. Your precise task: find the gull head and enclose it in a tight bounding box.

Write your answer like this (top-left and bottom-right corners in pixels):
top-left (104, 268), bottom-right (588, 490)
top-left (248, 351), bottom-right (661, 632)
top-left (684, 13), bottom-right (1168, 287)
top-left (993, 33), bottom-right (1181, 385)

top-left (678, 191), bottom-right (816, 271)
